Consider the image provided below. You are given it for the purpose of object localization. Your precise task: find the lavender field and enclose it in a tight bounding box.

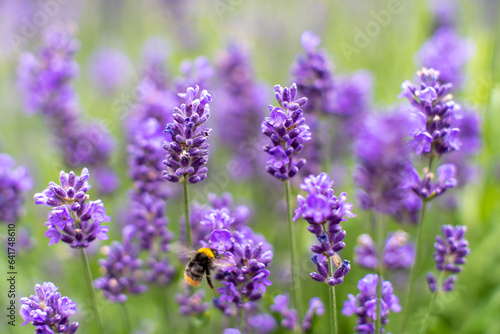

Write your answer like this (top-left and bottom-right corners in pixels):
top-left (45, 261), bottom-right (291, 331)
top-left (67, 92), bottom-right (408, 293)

top-left (1, 1), bottom-right (499, 333)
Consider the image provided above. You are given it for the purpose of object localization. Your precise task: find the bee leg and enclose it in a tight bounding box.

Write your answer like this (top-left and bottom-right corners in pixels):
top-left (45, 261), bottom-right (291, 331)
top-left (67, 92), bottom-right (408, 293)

top-left (205, 269), bottom-right (217, 296)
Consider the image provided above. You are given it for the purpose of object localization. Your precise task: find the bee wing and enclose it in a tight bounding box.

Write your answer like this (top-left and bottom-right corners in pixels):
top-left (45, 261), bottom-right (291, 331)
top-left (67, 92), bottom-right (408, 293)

top-left (170, 242), bottom-right (197, 260)
top-left (212, 255), bottom-right (236, 271)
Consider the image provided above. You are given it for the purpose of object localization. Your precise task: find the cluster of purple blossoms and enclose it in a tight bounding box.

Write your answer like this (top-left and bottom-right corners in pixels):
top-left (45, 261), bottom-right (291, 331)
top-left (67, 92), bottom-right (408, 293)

top-left (213, 43), bottom-right (268, 180)
top-left (290, 31), bottom-right (335, 114)
top-left (32, 41), bottom-right (107, 176)
top-left (17, 27), bottom-right (118, 194)
top-left (294, 173), bottom-right (355, 285)
top-left (426, 225), bottom-right (470, 293)
top-left (354, 110), bottom-right (419, 220)
top-left (270, 294), bottom-right (325, 332)
top-left (163, 85), bottom-right (212, 184)
top-left (261, 83), bottom-right (312, 180)
top-left (354, 231), bottom-right (415, 271)
top-left (175, 57), bottom-right (214, 93)
top-left (124, 45), bottom-right (177, 287)
top-left (400, 68), bottom-right (462, 157)
top-left (34, 168), bottom-right (110, 248)
top-left (87, 47), bottom-right (133, 97)
top-left (405, 163), bottom-right (457, 201)
top-left (20, 282), bottom-right (79, 334)
top-left (198, 209), bottom-right (273, 318)
top-left (400, 68), bottom-right (461, 201)
top-left (417, 27), bottom-right (473, 88)
top-left (290, 31), bottom-right (333, 175)
top-left (342, 274), bottom-right (401, 334)
top-left (0, 153), bottom-right (33, 223)
top-left (176, 287), bottom-right (210, 316)
top-left (95, 226), bottom-right (148, 303)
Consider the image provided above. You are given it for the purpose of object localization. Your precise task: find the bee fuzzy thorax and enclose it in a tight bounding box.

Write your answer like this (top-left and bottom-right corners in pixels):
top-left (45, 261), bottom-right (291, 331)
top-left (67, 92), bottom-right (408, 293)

top-left (197, 247), bottom-right (215, 258)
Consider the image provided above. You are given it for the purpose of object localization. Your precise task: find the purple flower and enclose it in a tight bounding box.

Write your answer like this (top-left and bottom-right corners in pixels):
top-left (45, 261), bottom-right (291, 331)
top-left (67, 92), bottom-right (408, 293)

top-left (405, 163), bottom-right (458, 200)
top-left (209, 229), bottom-right (233, 252)
top-left (270, 294), bottom-right (325, 332)
top-left (261, 83), bottom-right (311, 180)
top-left (248, 313), bottom-right (277, 334)
top-left (163, 85), bottom-right (212, 184)
top-left (87, 47), bottom-right (133, 97)
top-left (20, 282), bottom-right (79, 333)
top-left (290, 31), bottom-right (334, 114)
top-left (354, 109), bottom-right (416, 218)
top-left (354, 231), bottom-right (415, 270)
top-left (94, 235), bottom-right (147, 303)
top-left (0, 153), bottom-right (33, 223)
top-left (417, 27), bottom-right (474, 88)
top-left (342, 274), bottom-right (401, 333)
top-left (301, 297), bottom-right (325, 332)
top-left (426, 224), bottom-right (470, 292)
top-left (399, 68), bottom-right (462, 158)
top-left (34, 168), bottom-right (110, 248)
top-left (176, 287), bottom-right (209, 316)
top-left (213, 43), bottom-right (268, 181)
top-left (17, 27), bottom-right (117, 194)
top-left (294, 172), bottom-right (355, 285)
top-left (175, 57), bottom-right (214, 93)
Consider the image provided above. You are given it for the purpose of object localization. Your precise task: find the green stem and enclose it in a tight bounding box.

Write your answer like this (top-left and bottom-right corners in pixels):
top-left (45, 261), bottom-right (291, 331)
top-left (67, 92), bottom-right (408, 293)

top-left (399, 199), bottom-right (428, 333)
top-left (328, 256), bottom-right (338, 334)
top-left (375, 215), bottom-right (385, 334)
top-left (80, 248), bottom-right (104, 334)
top-left (421, 271), bottom-right (445, 333)
top-left (285, 180), bottom-right (302, 316)
top-left (183, 178), bottom-right (192, 247)
top-left (121, 302), bottom-right (132, 333)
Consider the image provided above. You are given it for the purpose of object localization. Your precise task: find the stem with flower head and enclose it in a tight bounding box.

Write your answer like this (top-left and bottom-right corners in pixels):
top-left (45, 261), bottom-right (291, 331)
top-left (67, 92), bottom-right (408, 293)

top-left (400, 157), bottom-right (434, 332)
top-left (80, 248), bottom-right (104, 334)
top-left (375, 215), bottom-right (385, 334)
top-left (421, 270), bottom-right (445, 333)
top-left (328, 256), bottom-right (338, 334)
top-left (183, 177), bottom-right (192, 247)
top-left (285, 180), bottom-right (302, 317)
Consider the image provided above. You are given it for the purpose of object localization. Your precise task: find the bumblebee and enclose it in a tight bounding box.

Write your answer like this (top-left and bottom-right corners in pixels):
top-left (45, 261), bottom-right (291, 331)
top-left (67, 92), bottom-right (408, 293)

top-left (184, 247), bottom-right (229, 296)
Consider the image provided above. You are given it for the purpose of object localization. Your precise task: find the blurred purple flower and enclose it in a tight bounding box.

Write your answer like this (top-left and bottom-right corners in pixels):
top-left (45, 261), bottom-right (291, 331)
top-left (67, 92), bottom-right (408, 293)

top-left (354, 231), bottom-right (415, 270)
top-left (87, 47), bottom-right (133, 97)
top-left (342, 274), bottom-right (401, 333)
top-left (417, 27), bottom-right (474, 88)
top-left (176, 287), bottom-right (209, 316)
top-left (0, 153), bottom-right (33, 223)
top-left (426, 224), bottom-right (470, 292)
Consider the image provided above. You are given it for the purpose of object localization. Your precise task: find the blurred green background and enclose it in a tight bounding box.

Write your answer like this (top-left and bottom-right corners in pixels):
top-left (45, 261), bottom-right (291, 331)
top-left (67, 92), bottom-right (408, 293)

top-left (1, 0), bottom-right (499, 333)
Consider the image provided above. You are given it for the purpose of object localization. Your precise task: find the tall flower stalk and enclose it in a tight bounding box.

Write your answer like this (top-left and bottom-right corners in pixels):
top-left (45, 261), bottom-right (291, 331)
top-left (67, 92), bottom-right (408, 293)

top-left (163, 85), bottom-right (212, 246)
top-left (294, 173), bottom-right (355, 334)
top-left (398, 68), bottom-right (461, 331)
top-left (34, 168), bottom-right (109, 333)
top-left (261, 83), bottom-right (311, 314)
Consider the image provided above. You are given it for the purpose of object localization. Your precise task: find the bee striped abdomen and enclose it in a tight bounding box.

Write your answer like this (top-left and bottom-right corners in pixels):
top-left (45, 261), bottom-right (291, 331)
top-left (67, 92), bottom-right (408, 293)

top-left (184, 250), bottom-right (214, 287)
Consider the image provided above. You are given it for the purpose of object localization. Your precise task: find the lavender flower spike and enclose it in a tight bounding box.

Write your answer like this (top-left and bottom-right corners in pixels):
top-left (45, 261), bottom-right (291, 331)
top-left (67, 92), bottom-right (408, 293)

top-left (163, 85), bottom-right (212, 184)
top-left (261, 83), bottom-right (311, 180)
top-left (342, 274), bottom-right (401, 333)
top-left (354, 231), bottom-right (415, 270)
top-left (294, 172), bottom-right (355, 285)
top-left (34, 168), bottom-right (111, 248)
top-left (94, 226), bottom-right (147, 303)
top-left (20, 282), bottom-right (79, 333)
top-left (426, 224), bottom-right (470, 292)
top-left (399, 68), bottom-right (462, 158)
top-left (0, 153), bottom-right (33, 223)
